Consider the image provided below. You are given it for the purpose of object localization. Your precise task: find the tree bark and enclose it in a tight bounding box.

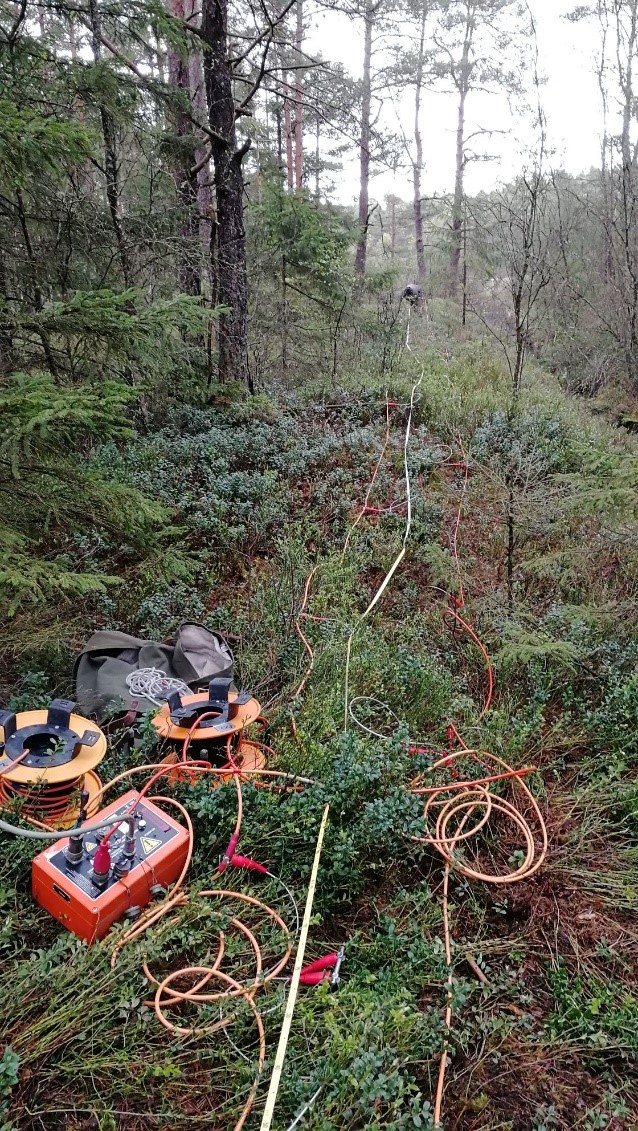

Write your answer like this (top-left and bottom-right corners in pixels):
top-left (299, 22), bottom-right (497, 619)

top-left (88, 0), bottom-right (131, 287)
top-left (314, 115), bottom-right (320, 198)
top-left (275, 99), bottom-right (284, 178)
top-left (67, 15), bottom-right (95, 193)
top-left (281, 253), bottom-right (288, 373)
top-left (0, 254), bottom-right (15, 375)
top-left (184, 0), bottom-right (213, 296)
top-left (201, 0), bottom-right (250, 387)
top-left (294, 0), bottom-right (304, 189)
top-left (354, 0), bottom-right (374, 276)
top-left (15, 188), bottom-right (57, 373)
top-left (462, 197), bottom-right (468, 325)
top-left (167, 0), bottom-right (200, 296)
top-left (283, 78), bottom-right (294, 189)
top-left (449, 2), bottom-right (475, 297)
top-left (413, 1), bottom-right (427, 287)
top-left (506, 475), bottom-right (515, 612)
top-left (616, 0), bottom-right (638, 386)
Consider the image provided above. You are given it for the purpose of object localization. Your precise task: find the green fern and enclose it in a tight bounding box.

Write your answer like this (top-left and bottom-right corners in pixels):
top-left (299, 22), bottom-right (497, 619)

top-left (0, 99), bottom-right (94, 187)
top-left (556, 448), bottom-right (638, 517)
top-left (0, 532), bottom-right (121, 617)
top-left (496, 623), bottom-right (584, 675)
top-left (0, 371), bottom-right (134, 475)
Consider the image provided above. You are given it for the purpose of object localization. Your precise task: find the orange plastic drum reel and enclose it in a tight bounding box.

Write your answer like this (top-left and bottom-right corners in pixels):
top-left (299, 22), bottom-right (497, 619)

top-left (158, 739), bottom-right (267, 785)
top-left (151, 678), bottom-right (262, 749)
top-left (0, 699), bottom-right (106, 828)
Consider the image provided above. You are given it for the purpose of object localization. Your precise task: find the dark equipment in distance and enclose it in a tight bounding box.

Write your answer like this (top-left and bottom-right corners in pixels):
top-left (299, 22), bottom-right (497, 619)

top-left (402, 284), bottom-right (422, 305)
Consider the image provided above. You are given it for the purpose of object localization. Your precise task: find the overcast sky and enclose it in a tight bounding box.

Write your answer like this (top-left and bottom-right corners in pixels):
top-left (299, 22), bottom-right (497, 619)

top-left (306, 0), bottom-right (605, 205)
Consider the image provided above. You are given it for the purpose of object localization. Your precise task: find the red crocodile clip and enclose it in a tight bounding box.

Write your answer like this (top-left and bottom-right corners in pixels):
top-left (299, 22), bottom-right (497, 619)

top-left (229, 854), bottom-right (268, 875)
top-left (299, 947), bottom-right (345, 987)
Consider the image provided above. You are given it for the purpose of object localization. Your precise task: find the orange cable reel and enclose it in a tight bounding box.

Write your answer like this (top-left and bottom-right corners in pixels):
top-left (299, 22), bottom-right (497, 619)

top-left (0, 698), bottom-right (107, 828)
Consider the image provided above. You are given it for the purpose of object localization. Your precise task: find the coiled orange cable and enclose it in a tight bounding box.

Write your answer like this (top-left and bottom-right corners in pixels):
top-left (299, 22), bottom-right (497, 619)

top-left (99, 746), bottom-right (303, 1131)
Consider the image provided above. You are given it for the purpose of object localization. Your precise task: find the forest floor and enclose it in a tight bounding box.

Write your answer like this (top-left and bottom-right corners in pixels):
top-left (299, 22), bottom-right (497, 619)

top-left (1, 340), bottom-right (638, 1131)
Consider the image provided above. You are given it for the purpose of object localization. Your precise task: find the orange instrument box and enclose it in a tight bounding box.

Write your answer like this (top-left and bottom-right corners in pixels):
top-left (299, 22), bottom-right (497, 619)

top-left (32, 790), bottom-right (190, 943)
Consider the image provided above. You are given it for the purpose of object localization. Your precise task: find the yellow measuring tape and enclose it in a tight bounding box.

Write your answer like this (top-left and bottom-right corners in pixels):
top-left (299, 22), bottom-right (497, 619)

top-left (259, 803), bottom-right (330, 1131)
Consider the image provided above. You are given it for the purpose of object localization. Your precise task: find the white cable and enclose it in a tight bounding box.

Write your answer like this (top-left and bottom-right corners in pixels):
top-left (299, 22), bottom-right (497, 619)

top-left (343, 374), bottom-right (423, 732)
top-left (265, 869), bottom-right (301, 941)
top-left (348, 696), bottom-right (403, 741)
top-left (125, 668), bottom-right (191, 706)
top-left (285, 1087), bottom-right (323, 1131)
top-left (402, 375), bottom-right (421, 547)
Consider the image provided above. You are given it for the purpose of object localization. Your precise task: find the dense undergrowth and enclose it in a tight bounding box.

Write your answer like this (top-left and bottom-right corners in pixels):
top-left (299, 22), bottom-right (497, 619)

top-left (1, 335), bottom-right (638, 1130)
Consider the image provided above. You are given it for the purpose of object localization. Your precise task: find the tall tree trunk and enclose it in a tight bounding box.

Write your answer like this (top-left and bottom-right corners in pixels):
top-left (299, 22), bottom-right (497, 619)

top-left (275, 99), bottom-right (284, 177)
top-left (354, 0), bottom-right (374, 277)
top-left (88, 0), bottom-right (131, 287)
top-left (413, 1), bottom-right (427, 287)
top-left (462, 197), bottom-right (468, 325)
top-left (281, 253), bottom-right (288, 374)
top-left (155, 24), bottom-right (166, 82)
top-left (449, 84), bottom-right (467, 297)
top-left (449, 2), bottom-right (474, 297)
top-left (276, 45), bottom-right (294, 188)
top-left (182, 0), bottom-right (214, 294)
top-left (314, 115), bottom-right (321, 197)
top-left (15, 189), bottom-right (56, 373)
top-left (189, 44), bottom-right (214, 296)
top-left (167, 0), bottom-right (200, 296)
top-left (283, 79), bottom-right (294, 189)
top-left (294, 0), bottom-right (304, 189)
top-left (201, 0), bottom-right (250, 387)
top-left (0, 254), bottom-right (15, 375)
top-left (67, 16), bottom-right (95, 193)
top-left (617, 0), bottom-right (638, 386)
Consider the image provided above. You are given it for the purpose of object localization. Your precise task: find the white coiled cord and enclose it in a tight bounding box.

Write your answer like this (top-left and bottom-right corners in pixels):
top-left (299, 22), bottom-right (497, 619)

top-left (125, 668), bottom-right (191, 705)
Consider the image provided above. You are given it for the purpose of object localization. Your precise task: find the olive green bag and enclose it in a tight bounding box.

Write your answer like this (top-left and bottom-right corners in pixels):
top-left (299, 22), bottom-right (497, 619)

top-left (73, 623), bottom-right (233, 720)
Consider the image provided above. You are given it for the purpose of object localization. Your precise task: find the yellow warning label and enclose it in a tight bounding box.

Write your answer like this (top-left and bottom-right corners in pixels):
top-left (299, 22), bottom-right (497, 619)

top-left (85, 842), bottom-right (96, 853)
top-left (140, 836), bottom-right (162, 855)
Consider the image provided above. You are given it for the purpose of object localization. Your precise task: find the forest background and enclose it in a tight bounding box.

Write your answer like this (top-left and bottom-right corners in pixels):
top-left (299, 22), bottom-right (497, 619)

top-left (1, 1), bottom-right (638, 1129)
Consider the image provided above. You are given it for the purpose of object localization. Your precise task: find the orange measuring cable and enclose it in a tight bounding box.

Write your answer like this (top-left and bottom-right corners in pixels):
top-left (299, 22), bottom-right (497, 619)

top-left (293, 395), bottom-right (399, 705)
top-left (443, 437), bottom-right (494, 720)
top-left (341, 397), bottom-right (393, 561)
top-left (40, 732), bottom-right (299, 1131)
top-left (98, 738), bottom-right (305, 1131)
top-left (294, 566), bottom-right (318, 698)
top-left (416, 438), bottom-right (546, 1126)
top-left (300, 406), bottom-right (547, 1127)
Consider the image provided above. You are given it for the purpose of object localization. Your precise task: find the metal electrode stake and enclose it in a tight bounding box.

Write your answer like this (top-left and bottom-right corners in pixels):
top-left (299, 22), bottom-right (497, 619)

top-left (330, 945), bottom-right (345, 987)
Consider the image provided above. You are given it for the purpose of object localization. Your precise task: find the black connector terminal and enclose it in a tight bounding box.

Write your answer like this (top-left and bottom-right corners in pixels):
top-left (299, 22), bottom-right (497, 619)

top-left (123, 817), bottom-right (136, 857)
top-left (65, 832), bottom-right (84, 867)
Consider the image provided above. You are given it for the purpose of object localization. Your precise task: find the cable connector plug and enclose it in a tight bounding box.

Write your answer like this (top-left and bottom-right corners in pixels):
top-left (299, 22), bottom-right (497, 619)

top-left (229, 854), bottom-right (268, 875)
top-left (65, 831), bottom-right (84, 866)
top-left (218, 831), bottom-right (240, 874)
top-left (91, 841), bottom-right (111, 887)
top-left (123, 817), bottom-right (136, 857)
